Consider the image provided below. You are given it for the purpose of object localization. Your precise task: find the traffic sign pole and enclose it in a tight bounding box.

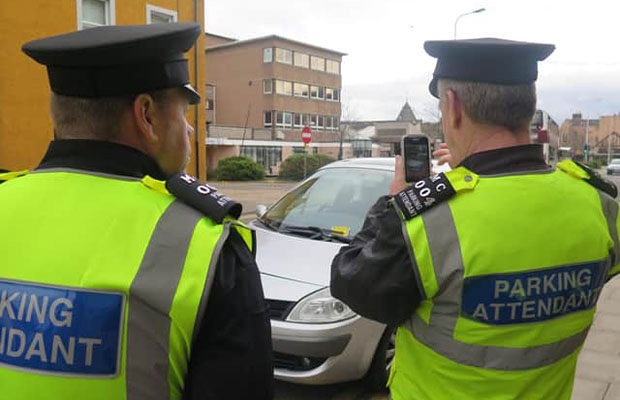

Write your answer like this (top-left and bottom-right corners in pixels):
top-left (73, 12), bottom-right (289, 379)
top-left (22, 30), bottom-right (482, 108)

top-left (301, 126), bottom-right (312, 179)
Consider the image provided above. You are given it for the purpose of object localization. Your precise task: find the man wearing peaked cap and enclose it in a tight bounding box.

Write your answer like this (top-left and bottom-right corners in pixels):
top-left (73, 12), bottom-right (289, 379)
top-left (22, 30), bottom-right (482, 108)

top-left (332, 38), bottom-right (620, 400)
top-left (0, 23), bottom-right (273, 400)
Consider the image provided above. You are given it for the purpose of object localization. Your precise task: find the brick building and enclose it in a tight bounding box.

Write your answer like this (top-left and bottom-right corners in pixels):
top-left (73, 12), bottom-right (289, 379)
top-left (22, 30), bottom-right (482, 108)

top-left (205, 33), bottom-right (351, 175)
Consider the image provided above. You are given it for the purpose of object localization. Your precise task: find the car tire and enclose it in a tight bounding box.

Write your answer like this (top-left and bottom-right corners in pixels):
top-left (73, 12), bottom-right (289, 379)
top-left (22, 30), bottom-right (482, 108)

top-left (364, 326), bottom-right (396, 393)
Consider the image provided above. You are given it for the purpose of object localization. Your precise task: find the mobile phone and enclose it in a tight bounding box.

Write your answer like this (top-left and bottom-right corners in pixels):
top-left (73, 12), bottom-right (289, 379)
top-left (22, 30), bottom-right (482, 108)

top-left (401, 135), bottom-right (431, 183)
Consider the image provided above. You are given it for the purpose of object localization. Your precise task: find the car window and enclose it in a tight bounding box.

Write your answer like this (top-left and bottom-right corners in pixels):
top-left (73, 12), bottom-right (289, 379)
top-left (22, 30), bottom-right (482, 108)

top-left (262, 167), bottom-right (392, 239)
top-left (611, 159), bottom-right (620, 165)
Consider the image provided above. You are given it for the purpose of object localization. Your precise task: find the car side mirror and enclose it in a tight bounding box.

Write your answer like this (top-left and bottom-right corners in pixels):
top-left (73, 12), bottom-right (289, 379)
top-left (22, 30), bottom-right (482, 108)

top-left (256, 204), bottom-right (268, 218)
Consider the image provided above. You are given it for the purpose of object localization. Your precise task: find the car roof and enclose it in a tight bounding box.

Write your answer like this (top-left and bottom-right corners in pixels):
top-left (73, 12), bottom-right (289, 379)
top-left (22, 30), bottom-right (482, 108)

top-left (320, 157), bottom-right (395, 172)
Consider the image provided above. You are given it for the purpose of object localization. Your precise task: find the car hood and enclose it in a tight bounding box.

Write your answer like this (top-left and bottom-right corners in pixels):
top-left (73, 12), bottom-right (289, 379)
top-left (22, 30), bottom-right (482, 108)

top-left (251, 222), bottom-right (345, 288)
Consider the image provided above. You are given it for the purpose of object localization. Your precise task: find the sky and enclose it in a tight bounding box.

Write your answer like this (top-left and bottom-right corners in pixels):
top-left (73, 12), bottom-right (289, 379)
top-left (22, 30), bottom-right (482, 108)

top-left (205, 0), bottom-right (620, 123)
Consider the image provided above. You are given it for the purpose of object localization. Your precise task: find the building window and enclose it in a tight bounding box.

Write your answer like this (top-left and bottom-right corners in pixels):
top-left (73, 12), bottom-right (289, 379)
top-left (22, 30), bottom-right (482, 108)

top-left (294, 52), bottom-right (309, 68)
top-left (326, 116), bottom-right (333, 130)
top-left (302, 114), bottom-right (310, 127)
top-left (333, 89), bottom-right (340, 102)
top-left (276, 111), bottom-right (293, 128)
top-left (294, 83), bottom-right (309, 98)
top-left (293, 147), bottom-right (306, 154)
top-left (325, 116), bottom-right (339, 131)
top-left (275, 80), bottom-right (292, 96)
top-left (326, 60), bottom-right (340, 75)
top-left (206, 99), bottom-right (214, 110)
top-left (240, 146), bottom-right (282, 171)
top-left (263, 48), bottom-right (273, 63)
top-left (275, 48), bottom-right (293, 65)
top-left (311, 56), bottom-right (325, 71)
top-left (294, 114), bottom-right (303, 128)
top-left (146, 4), bottom-right (177, 24)
top-left (310, 115), bottom-right (318, 129)
top-left (325, 88), bottom-right (334, 101)
top-left (317, 116), bottom-right (324, 130)
top-left (264, 111), bottom-right (272, 127)
top-left (78, 0), bottom-right (115, 29)
top-left (352, 139), bottom-right (372, 158)
top-left (310, 85), bottom-right (319, 99)
top-left (318, 86), bottom-right (325, 99)
top-left (263, 79), bottom-right (272, 94)
top-left (284, 112), bottom-right (292, 127)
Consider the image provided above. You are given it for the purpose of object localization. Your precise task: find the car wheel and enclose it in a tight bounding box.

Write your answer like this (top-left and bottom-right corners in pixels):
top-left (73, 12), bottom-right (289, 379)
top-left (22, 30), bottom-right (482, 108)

top-left (364, 326), bottom-right (396, 392)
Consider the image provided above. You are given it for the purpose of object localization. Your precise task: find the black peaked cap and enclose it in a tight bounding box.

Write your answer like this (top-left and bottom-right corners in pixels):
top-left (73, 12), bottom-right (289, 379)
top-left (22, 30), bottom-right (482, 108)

top-left (424, 38), bottom-right (555, 98)
top-left (22, 23), bottom-right (202, 104)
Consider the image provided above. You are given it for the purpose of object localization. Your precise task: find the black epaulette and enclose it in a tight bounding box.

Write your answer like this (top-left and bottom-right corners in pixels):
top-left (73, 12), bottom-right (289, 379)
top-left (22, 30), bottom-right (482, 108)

top-left (165, 173), bottom-right (243, 223)
top-left (393, 173), bottom-right (458, 220)
top-left (0, 169), bottom-right (10, 184)
top-left (574, 161), bottom-right (618, 198)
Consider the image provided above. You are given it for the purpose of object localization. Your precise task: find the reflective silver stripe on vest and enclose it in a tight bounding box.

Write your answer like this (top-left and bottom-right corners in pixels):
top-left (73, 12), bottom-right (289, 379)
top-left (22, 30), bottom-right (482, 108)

top-left (598, 191), bottom-right (620, 267)
top-left (405, 201), bottom-right (590, 371)
top-left (126, 200), bottom-right (204, 400)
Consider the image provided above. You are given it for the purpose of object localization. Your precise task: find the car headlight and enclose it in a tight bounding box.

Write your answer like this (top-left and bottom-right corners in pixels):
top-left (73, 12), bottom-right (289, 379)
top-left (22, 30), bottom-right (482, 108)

top-left (286, 287), bottom-right (356, 323)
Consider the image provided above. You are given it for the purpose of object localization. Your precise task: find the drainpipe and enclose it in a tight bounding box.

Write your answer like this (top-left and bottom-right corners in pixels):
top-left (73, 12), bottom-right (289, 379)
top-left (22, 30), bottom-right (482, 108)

top-left (193, 0), bottom-right (200, 179)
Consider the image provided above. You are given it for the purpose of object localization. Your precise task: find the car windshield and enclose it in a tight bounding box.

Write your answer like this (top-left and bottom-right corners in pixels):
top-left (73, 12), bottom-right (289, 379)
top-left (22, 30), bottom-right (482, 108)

top-left (260, 167), bottom-right (392, 241)
top-left (611, 160), bottom-right (620, 165)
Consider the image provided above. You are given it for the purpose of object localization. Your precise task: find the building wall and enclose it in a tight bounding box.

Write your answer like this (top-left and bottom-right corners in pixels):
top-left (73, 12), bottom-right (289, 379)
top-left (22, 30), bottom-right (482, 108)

top-left (560, 114), bottom-right (600, 155)
top-left (207, 145), bottom-right (239, 176)
top-left (205, 33), bottom-right (236, 47)
top-left (0, 0), bottom-right (207, 179)
top-left (600, 116), bottom-right (620, 137)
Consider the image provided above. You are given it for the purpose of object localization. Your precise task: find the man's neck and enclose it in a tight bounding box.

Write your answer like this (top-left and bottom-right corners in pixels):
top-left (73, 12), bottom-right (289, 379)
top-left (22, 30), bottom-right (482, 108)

top-left (464, 126), bottom-right (531, 158)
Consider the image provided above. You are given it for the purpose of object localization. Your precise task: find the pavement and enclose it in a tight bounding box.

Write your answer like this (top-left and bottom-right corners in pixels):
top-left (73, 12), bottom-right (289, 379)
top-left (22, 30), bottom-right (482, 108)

top-left (212, 174), bottom-right (620, 400)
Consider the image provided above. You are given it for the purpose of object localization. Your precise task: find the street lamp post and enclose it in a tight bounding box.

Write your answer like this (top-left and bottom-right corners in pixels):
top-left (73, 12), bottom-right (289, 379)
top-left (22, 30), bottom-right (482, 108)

top-left (454, 8), bottom-right (486, 39)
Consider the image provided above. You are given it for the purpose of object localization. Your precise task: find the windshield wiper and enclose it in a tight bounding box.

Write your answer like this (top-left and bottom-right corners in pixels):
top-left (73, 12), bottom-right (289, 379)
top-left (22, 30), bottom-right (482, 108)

top-left (278, 225), bottom-right (351, 243)
top-left (258, 218), bottom-right (280, 232)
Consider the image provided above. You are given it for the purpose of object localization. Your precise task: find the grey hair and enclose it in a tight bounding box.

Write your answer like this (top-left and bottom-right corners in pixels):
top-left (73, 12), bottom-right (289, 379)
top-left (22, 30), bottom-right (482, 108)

top-left (437, 79), bottom-right (537, 133)
top-left (50, 89), bottom-right (181, 140)
top-left (50, 93), bottom-right (134, 140)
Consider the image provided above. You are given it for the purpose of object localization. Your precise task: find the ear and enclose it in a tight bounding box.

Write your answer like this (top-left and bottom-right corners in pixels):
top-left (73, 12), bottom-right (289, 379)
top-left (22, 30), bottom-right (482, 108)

top-left (446, 89), bottom-right (463, 131)
top-left (132, 94), bottom-right (159, 147)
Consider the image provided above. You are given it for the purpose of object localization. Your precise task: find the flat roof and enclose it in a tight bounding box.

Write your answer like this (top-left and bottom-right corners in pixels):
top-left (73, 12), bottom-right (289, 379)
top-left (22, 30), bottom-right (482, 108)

top-left (205, 34), bottom-right (347, 56)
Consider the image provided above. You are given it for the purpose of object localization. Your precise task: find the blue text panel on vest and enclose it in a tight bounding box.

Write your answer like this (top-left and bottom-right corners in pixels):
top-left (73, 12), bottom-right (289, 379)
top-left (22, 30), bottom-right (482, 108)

top-left (461, 261), bottom-right (607, 325)
top-left (0, 279), bottom-right (124, 376)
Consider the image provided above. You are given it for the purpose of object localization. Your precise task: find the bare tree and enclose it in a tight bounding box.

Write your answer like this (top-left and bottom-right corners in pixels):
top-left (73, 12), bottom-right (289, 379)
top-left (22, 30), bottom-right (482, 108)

top-left (338, 92), bottom-right (359, 160)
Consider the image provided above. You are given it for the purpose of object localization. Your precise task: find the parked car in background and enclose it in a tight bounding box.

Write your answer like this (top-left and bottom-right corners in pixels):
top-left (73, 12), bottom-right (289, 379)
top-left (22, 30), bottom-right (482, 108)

top-left (250, 158), bottom-right (449, 390)
top-left (607, 159), bottom-right (620, 175)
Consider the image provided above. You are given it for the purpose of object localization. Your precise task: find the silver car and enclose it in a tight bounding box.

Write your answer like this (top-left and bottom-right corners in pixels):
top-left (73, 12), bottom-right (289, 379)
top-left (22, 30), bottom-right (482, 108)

top-left (608, 159), bottom-right (620, 175)
top-left (250, 158), bottom-right (449, 389)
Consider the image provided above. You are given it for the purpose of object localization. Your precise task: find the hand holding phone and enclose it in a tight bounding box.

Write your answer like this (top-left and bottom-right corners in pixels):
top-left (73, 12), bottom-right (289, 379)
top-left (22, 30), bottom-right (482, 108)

top-left (401, 135), bottom-right (431, 183)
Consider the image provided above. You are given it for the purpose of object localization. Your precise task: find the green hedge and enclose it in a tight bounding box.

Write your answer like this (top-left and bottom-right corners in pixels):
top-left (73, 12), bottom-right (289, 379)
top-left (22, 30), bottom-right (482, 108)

top-left (279, 153), bottom-right (335, 181)
top-left (584, 161), bottom-right (603, 169)
top-left (215, 156), bottom-right (265, 181)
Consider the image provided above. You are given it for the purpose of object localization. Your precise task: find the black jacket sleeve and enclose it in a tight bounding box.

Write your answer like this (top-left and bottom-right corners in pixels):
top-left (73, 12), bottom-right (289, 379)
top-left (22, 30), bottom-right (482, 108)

top-left (183, 229), bottom-right (274, 400)
top-left (330, 196), bottom-right (422, 326)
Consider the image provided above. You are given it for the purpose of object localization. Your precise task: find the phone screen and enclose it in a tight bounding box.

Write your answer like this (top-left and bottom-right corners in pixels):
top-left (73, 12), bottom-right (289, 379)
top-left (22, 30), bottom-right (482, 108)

top-left (402, 136), bottom-right (430, 182)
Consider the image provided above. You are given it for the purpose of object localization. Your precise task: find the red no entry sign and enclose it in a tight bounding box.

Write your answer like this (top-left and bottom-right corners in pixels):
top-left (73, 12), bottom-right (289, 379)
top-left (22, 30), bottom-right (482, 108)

top-left (301, 126), bottom-right (312, 144)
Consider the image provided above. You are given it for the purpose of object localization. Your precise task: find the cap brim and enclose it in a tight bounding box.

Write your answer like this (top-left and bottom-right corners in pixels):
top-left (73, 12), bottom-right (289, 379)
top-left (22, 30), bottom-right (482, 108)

top-left (429, 77), bottom-right (439, 99)
top-left (183, 84), bottom-right (201, 105)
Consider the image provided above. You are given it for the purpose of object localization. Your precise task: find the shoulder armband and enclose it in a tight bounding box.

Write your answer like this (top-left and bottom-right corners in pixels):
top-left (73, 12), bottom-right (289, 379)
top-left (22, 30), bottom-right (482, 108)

top-left (393, 167), bottom-right (478, 220)
top-left (558, 160), bottom-right (618, 198)
top-left (165, 173), bottom-right (243, 223)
